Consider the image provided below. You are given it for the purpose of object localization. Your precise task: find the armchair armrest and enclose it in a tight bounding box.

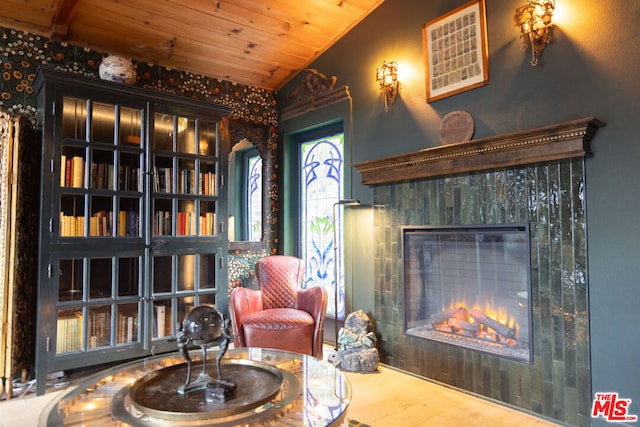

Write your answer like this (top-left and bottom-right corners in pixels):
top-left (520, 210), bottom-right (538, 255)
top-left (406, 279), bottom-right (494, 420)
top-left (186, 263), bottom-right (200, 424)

top-left (229, 287), bottom-right (263, 347)
top-left (296, 286), bottom-right (327, 322)
top-left (296, 286), bottom-right (328, 358)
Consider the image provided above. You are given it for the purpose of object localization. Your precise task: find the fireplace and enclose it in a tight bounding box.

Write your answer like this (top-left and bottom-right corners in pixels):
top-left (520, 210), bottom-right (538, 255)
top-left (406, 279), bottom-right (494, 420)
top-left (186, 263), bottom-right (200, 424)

top-left (402, 225), bottom-right (532, 364)
top-left (354, 118), bottom-right (605, 425)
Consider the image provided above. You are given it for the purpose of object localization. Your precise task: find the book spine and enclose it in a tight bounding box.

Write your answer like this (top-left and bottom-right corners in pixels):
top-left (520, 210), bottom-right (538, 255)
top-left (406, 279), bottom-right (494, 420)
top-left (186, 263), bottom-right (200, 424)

top-left (72, 156), bottom-right (84, 188)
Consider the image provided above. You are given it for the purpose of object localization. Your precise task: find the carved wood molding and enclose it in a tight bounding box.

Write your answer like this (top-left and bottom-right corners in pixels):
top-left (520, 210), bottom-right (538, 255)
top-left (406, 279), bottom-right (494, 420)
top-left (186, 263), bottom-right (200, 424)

top-left (280, 85), bottom-right (351, 121)
top-left (229, 120), bottom-right (266, 156)
top-left (353, 117), bottom-right (606, 185)
top-left (280, 68), bottom-right (350, 121)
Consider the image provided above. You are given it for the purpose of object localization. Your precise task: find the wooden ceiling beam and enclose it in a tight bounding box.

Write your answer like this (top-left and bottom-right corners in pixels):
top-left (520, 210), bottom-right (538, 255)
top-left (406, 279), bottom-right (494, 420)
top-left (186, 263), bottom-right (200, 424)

top-left (50, 0), bottom-right (81, 40)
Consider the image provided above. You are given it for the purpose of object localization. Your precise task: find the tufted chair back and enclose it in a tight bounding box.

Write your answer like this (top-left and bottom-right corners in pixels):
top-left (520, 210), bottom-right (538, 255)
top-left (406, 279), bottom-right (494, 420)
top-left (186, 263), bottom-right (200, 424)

top-left (256, 255), bottom-right (305, 310)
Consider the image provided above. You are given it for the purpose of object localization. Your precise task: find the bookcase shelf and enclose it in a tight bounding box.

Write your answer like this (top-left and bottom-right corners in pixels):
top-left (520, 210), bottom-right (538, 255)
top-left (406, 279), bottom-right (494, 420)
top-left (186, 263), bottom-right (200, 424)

top-left (34, 68), bottom-right (232, 395)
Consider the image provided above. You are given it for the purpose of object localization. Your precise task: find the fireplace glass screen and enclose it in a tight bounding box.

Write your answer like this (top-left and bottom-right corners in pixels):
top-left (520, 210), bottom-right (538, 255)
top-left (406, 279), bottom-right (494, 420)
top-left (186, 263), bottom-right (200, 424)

top-left (403, 225), bottom-right (532, 363)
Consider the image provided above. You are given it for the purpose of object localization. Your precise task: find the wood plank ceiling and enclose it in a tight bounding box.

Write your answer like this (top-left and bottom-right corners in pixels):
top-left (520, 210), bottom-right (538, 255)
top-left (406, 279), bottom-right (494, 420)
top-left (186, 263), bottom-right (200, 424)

top-left (0, 0), bottom-right (384, 90)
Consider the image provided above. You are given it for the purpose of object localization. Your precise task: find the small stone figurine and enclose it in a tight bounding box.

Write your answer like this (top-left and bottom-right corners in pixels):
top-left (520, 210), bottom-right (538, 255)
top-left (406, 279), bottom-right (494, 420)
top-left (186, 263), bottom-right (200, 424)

top-left (172, 305), bottom-right (236, 401)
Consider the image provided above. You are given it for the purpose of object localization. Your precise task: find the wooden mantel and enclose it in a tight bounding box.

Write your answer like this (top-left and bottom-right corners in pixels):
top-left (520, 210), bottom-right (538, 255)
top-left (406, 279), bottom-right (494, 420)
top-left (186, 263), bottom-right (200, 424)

top-left (352, 117), bottom-right (605, 185)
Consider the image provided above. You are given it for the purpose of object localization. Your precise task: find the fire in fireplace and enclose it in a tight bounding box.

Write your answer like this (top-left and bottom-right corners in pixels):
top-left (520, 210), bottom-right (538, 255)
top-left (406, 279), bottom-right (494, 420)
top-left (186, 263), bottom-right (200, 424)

top-left (402, 225), bottom-right (533, 363)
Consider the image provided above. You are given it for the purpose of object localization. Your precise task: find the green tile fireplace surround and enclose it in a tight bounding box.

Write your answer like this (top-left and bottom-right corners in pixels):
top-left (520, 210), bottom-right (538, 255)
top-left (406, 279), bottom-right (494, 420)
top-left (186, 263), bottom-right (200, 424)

top-left (354, 118), bottom-right (605, 426)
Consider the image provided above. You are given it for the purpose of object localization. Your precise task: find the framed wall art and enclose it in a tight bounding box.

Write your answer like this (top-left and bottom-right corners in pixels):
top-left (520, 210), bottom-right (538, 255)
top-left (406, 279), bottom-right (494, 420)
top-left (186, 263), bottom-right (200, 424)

top-left (422, 0), bottom-right (489, 103)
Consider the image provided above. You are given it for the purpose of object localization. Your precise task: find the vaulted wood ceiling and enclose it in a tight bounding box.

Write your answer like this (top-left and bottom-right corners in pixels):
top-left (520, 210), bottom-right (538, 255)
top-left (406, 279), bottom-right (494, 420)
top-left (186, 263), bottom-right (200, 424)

top-left (0, 0), bottom-right (384, 90)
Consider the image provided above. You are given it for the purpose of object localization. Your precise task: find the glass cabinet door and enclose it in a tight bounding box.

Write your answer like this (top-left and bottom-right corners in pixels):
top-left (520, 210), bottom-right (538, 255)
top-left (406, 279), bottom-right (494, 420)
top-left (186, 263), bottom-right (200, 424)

top-left (55, 255), bottom-right (142, 355)
top-left (151, 111), bottom-right (221, 238)
top-left (55, 94), bottom-right (145, 356)
top-left (59, 96), bottom-right (143, 239)
top-left (150, 252), bottom-right (220, 347)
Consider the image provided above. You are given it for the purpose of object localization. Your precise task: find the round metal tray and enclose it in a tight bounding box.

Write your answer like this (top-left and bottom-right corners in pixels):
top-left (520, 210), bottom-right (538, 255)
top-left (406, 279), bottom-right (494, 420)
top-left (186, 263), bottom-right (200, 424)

top-left (125, 358), bottom-right (285, 421)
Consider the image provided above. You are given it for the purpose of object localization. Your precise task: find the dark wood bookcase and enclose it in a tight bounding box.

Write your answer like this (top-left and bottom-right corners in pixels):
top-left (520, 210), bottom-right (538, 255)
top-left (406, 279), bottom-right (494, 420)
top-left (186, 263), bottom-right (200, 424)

top-left (34, 68), bottom-right (232, 395)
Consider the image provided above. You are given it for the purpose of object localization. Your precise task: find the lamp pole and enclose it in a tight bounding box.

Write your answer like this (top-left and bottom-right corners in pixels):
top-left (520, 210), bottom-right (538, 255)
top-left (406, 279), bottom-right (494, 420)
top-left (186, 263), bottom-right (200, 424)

top-left (332, 199), bottom-right (360, 351)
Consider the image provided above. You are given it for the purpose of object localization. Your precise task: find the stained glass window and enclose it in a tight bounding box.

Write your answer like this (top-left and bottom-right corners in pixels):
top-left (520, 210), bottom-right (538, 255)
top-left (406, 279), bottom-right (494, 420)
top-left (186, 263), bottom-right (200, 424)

top-left (246, 154), bottom-right (262, 241)
top-left (299, 132), bottom-right (345, 319)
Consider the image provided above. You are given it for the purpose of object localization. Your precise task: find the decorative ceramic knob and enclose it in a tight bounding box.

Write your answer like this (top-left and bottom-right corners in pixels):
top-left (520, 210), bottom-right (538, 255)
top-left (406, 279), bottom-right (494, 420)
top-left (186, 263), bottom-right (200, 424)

top-left (98, 55), bottom-right (137, 85)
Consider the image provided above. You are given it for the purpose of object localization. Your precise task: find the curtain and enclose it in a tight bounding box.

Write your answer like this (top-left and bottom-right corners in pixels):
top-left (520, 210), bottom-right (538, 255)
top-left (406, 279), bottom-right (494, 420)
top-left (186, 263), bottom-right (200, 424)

top-left (0, 111), bottom-right (38, 398)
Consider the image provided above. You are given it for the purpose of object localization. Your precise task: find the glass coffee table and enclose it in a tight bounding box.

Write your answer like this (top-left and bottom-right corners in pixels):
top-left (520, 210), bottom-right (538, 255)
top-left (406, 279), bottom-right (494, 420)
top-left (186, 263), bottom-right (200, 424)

top-left (40, 348), bottom-right (351, 426)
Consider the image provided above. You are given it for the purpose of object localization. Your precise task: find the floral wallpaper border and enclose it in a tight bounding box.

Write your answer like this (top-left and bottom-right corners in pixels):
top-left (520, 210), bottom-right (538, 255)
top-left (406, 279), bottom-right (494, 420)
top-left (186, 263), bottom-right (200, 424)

top-left (0, 27), bottom-right (278, 125)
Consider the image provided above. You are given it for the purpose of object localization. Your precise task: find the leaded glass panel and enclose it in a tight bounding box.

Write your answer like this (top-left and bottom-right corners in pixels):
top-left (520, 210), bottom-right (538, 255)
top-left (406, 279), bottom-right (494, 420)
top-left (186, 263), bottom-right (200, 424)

top-left (300, 133), bottom-right (345, 319)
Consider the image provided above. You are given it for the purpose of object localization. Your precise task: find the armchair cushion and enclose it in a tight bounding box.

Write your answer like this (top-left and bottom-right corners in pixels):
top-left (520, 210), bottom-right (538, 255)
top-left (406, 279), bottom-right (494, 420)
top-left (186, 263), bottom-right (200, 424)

top-left (243, 308), bottom-right (314, 330)
top-left (241, 308), bottom-right (314, 355)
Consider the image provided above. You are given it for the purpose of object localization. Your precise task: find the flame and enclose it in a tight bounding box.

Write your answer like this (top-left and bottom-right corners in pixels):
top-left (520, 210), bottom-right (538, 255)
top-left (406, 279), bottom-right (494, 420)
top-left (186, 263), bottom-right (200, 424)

top-left (447, 300), bottom-right (519, 335)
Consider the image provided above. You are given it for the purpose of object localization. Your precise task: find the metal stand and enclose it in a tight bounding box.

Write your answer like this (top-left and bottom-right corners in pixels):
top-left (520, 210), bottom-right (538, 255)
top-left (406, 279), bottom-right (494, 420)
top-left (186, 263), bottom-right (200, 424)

top-left (178, 345), bottom-right (215, 395)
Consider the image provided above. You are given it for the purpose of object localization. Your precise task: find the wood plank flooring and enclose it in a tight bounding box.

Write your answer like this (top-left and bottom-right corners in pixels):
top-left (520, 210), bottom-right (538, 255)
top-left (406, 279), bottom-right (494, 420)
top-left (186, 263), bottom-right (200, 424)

top-left (341, 363), bottom-right (561, 426)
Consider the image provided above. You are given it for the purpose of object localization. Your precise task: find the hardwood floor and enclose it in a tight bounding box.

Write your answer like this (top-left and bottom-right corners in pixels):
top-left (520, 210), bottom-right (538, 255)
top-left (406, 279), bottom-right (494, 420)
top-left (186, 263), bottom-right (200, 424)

top-left (341, 363), bottom-right (561, 426)
top-left (0, 349), bottom-right (561, 426)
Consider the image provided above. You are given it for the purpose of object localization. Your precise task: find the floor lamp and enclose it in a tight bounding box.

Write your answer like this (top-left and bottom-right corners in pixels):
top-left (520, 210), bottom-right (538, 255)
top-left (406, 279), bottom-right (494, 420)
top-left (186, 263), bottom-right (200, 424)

top-left (332, 199), bottom-right (360, 350)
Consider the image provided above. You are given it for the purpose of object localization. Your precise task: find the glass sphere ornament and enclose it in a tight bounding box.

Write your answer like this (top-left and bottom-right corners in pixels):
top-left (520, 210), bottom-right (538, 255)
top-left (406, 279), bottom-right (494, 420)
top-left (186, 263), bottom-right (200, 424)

top-left (173, 305), bottom-right (233, 395)
top-left (180, 305), bottom-right (225, 346)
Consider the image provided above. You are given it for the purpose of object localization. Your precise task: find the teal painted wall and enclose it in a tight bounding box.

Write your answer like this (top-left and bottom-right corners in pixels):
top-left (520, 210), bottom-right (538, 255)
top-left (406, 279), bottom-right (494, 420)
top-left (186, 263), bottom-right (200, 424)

top-left (277, 1), bottom-right (640, 425)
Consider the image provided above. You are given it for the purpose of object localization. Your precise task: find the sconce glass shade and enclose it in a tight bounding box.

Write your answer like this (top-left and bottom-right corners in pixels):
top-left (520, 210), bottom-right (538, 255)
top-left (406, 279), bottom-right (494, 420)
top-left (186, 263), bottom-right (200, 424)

top-left (514, 0), bottom-right (555, 66)
top-left (376, 60), bottom-right (399, 111)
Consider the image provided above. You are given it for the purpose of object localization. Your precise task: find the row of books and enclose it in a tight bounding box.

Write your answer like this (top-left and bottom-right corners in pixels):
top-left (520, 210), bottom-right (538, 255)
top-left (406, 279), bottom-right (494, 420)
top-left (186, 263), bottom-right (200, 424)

top-left (89, 210), bottom-right (111, 236)
top-left (88, 311), bottom-right (110, 349)
top-left (91, 162), bottom-right (114, 189)
top-left (178, 169), bottom-right (197, 195)
top-left (153, 211), bottom-right (217, 235)
top-left (58, 310), bottom-right (139, 353)
top-left (62, 210), bottom-right (215, 236)
top-left (116, 312), bottom-right (138, 344)
top-left (200, 172), bottom-right (217, 196)
top-left (56, 312), bottom-right (83, 354)
top-left (153, 166), bottom-right (217, 195)
top-left (61, 155), bottom-right (84, 188)
top-left (200, 212), bottom-right (217, 235)
top-left (62, 155), bottom-right (141, 191)
top-left (154, 211), bottom-right (172, 235)
top-left (60, 210), bottom-right (139, 237)
top-left (117, 165), bottom-right (141, 191)
top-left (177, 212), bottom-right (195, 235)
top-left (154, 167), bottom-right (173, 193)
top-left (92, 163), bottom-right (140, 191)
top-left (62, 158), bottom-right (214, 195)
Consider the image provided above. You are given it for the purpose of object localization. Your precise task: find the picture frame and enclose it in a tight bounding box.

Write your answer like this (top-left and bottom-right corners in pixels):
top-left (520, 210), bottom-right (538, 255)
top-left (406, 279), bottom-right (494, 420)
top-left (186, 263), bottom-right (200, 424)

top-left (422, 0), bottom-right (489, 103)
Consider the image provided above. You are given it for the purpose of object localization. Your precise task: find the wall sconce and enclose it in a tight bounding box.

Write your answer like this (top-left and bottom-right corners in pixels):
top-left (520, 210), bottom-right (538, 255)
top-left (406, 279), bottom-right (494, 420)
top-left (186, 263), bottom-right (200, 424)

top-left (513, 0), bottom-right (555, 66)
top-left (376, 60), bottom-right (399, 111)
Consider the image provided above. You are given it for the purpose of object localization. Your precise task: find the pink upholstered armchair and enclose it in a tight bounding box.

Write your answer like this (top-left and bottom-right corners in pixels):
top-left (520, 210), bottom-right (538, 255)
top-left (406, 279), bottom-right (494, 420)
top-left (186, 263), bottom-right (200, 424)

top-left (229, 255), bottom-right (327, 359)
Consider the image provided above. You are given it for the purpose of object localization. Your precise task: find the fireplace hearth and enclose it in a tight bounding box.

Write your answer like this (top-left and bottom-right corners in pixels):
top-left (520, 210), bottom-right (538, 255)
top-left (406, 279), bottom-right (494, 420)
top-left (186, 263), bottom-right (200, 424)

top-left (403, 225), bottom-right (532, 363)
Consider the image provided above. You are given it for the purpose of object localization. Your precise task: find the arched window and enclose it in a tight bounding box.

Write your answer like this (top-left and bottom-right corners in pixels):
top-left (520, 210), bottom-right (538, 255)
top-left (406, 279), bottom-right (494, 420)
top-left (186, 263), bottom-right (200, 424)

top-left (246, 153), bottom-right (262, 241)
